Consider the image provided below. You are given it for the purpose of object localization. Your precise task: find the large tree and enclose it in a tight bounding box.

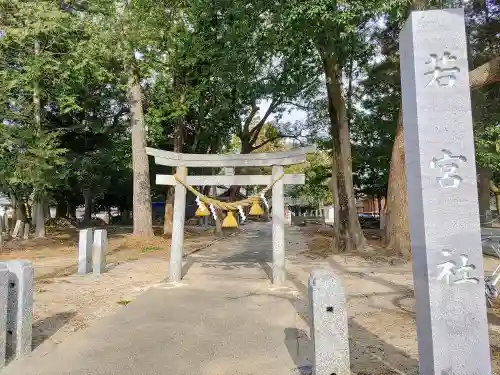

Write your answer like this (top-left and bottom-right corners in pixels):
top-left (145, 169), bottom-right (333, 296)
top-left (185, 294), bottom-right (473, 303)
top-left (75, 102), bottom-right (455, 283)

top-left (274, 0), bottom-right (407, 252)
top-left (0, 0), bottom-right (85, 236)
top-left (384, 0), bottom-right (500, 255)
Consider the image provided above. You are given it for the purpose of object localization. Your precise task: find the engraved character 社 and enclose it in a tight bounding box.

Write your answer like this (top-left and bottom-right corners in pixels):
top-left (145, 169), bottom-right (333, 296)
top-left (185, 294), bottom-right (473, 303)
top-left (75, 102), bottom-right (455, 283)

top-left (437, 250), bottom-right (479, 285)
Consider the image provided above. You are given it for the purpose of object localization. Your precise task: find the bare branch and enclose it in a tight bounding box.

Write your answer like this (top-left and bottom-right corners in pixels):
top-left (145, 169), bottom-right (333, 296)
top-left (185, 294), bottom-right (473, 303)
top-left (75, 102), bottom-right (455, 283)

top-left (241, 101), bottom-right (258, 136)
top-left (248, 99), bottom-right (280, 146)
top-left (282, 101), bottom-right (315, 111)
top-left (111, 107), bottom-right (128, 128)
top-left (470, 56), bottom-right (500, 91)
top-left (491, 180), bottom-right (499, 194)
top-left (250, 132), bottom-right (303, 152)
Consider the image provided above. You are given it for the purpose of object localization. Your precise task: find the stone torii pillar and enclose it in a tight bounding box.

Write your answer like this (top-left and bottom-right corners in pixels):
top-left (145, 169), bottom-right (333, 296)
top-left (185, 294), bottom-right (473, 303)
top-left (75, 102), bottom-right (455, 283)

top-left (147, 146), bottom-right (313, 284)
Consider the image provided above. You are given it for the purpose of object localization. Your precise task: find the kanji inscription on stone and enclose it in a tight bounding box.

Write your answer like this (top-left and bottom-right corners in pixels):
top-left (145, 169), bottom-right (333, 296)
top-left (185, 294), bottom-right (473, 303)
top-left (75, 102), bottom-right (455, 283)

top-left (400, 8), bottom-right (491, 375)
top-left (424, 52), bottom-right (460, 87)
top-left (436, 249), bottom-right (479, 285)
top-left (430, 149), bottom-right (467, 189)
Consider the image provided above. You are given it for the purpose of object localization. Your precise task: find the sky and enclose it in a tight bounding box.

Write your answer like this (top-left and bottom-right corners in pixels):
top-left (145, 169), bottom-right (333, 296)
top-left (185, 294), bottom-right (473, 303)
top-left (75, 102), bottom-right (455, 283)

top-left (258, 99), bottom-right (308, 123)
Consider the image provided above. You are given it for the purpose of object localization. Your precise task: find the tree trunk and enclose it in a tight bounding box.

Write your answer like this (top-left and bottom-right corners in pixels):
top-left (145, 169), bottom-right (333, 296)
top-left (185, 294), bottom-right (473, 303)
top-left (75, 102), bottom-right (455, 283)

top-left (323, 55), bottom-right (364, 252)
top-left (9, 195), bottom-right (27, 224)
top-left (478, 168), bottom-right (492, 227)
top-left (122, 208), bottom-right (130, 222)
top-left (377, 196), bottom-right (382, 217)
top-left (10, 195), bottom-right (18, 224)
top-left (164, 118), bottom-right (185, 235)
top-left (33, 39), bottom-right (47, 237)
top-left (44, 203), bottom-right (50, 219)
top-left (68, 201), bottom-right (77, 219)
top-left (16, 202), bottom-right (26, 223)
top-left (328, 135), bottom-right (340, 251)
top-left (127, 69), bottom-right (154, 237)
top-left (83, 188), bottom-right (92, 222)
top-left (384, 111), bottom-right (411, 257)
top-left (384, 17), bottom-right (500, 253)
top-left (163, 190), bottom-right (174, 235)
top-left (56, 201), bottom-right (67, 218)
top-left (34, 197), bottom-right (46, 238)
top-left (491, 181), bottom-right (500, 214)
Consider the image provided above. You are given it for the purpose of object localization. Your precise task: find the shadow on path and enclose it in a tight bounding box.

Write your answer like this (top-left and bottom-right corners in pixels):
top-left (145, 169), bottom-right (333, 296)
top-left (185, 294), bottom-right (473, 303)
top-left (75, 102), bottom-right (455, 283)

top-left (284, 328), bottom-right (312, 375)
top-left (31, 311), bottom-right (77, 350)
top-left (349, 318), bottom-right (418, 375)
top-left (284, 245), bottom-right (418, 375)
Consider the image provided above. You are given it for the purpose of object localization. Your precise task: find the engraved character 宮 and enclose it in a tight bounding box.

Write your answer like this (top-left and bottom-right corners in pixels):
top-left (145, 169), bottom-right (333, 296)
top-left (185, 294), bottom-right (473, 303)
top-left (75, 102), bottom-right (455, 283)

top-left (430, 149), bottom-right (467, 189)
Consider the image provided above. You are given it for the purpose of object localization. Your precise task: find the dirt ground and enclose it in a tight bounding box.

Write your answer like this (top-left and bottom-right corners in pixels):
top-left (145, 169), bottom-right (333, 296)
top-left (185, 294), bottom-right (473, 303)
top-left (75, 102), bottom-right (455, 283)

top-left (300, 225), bottom-right (500, 374)
top-left (0, 225), bottom-right (223, 350)
top-left (3, 222), bottom-right (499, 372)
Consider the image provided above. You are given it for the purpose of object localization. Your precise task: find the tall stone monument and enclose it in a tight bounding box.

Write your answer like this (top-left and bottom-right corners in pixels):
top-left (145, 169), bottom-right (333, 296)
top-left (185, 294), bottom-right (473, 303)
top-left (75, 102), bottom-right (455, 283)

top-left (400, 8), bottom-right (491, 375)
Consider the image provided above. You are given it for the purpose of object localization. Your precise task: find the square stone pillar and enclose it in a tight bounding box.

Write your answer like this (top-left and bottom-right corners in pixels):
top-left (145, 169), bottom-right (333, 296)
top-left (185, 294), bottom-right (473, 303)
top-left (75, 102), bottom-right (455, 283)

top-left (78, 229), bottom-right (93, 274)
top-left (308, 269), bottom-right (350, 375)
top-left (0, 264), bottom-right (8, 367)
top-left (170, 166), bottom-right (187, 282)
top-left (272, 165), bottom-right (286, 284)
top-left (400, 8), bottom-right (491, 374)
top-left (93, 229), bottom-right (107, 274)
top-left (5, 260), bottom-right (33, 360)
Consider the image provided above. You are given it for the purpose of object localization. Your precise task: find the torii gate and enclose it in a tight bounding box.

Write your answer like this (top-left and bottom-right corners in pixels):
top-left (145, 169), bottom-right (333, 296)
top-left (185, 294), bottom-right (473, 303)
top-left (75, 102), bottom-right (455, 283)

top-left (146, 146), bottom-right (313, 285)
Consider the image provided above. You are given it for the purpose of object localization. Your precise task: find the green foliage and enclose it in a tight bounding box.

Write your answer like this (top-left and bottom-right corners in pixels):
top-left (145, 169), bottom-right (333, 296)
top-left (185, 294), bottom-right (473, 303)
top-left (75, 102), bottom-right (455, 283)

top-left (287, 152), bottom-right (333, 205)
top-left (476, 124), bottom-right (500, 172)
top-left (0, 0), bottom-right (498, 232)
top-left (467, 3), bottom-right (500, 175)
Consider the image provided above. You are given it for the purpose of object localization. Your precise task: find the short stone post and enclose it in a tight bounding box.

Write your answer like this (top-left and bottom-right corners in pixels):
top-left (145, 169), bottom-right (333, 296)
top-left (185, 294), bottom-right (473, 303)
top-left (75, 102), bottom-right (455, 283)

top-left (11, 221), bottom-right (22, 239)
top-left (379, 210), bottom-right (386, 230)
top-left (400, 8), bottom-right (491, 374)
top-left (284, 207), bottom-right (292, 225)
top-left (5, 260), bottom-right (33, 360)
top-left (308, 269), bottom-right (350, 375)
top-left (0, 264), bottom-right (8, 367)
top-left (78, 229), bottom-right (93, 274)
top-left (18, 223), bottom-right (24, 239)
top-left (170, 166), bottom-right (187, 282)
top-left (324, 206), bottom-right (335, 225)
top-left (23, 224), bottom-right (29, 240)
top-left (272, 165), bottom-right (286, 284)
top-left (93, 229), bottom-right (107, 274)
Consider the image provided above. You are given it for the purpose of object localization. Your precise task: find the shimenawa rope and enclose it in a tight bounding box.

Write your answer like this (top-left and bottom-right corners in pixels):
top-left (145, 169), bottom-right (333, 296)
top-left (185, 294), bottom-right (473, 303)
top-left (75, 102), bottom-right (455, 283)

top-left (173, 173), bottom-right (285, 211)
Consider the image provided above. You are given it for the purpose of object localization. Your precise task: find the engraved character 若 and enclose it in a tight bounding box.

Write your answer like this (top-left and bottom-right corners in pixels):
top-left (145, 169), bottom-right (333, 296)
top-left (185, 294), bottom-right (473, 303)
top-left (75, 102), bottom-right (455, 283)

top-left (424, 52), bottom-right (460, 87)
top-left (430, 149), bottom-right (467, 189)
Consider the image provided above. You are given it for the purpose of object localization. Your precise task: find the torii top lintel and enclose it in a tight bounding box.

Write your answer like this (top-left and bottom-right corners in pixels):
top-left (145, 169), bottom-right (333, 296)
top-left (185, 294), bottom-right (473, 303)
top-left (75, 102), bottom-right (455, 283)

top-left (146, 146), bottom-right (316, 167)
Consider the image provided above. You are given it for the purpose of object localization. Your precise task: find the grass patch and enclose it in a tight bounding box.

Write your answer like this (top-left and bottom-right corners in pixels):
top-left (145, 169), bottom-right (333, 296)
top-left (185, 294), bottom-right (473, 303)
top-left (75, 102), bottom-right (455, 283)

top-left (116, 299), bottom-right (132, 306)
top-left (141, 246), bottom-right (161, 253)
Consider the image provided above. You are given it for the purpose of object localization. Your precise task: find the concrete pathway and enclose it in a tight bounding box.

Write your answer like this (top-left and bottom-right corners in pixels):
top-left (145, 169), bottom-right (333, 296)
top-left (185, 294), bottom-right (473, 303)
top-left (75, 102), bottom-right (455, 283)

top-left (2, 223), bottom-right (317, 375)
